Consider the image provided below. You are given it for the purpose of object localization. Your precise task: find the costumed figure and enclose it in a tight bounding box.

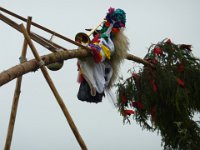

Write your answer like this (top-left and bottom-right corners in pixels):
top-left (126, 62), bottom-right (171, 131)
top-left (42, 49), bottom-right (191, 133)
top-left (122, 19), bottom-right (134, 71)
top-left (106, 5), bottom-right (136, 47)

top-left (77, 7), bottom-right (129, 103)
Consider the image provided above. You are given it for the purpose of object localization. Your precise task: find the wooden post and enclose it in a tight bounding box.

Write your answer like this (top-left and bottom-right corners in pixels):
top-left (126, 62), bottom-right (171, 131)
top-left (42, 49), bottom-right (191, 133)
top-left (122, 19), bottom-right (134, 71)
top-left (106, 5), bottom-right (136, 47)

top-left (19, 24), bottom-right (87, 150)
top-left (4, 17), bottom-right (32, 150)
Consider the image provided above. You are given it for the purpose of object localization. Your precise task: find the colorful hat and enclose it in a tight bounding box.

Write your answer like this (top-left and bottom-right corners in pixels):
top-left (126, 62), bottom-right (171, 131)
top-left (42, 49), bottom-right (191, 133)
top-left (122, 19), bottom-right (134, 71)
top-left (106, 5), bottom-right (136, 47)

top-left (101, 7), bottom-right (126, 34)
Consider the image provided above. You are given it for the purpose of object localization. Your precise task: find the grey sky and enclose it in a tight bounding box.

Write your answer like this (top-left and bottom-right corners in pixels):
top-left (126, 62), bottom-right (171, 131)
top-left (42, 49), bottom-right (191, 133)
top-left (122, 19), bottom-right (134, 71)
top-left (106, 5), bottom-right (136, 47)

top-left (0, 0), bottom-right (200, 149)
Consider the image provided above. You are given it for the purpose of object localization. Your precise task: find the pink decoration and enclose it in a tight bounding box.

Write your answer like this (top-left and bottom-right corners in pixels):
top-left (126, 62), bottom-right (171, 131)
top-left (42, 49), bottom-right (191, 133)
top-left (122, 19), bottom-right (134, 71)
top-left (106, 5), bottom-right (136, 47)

top-left (108, 7), bottom-right (115, 14)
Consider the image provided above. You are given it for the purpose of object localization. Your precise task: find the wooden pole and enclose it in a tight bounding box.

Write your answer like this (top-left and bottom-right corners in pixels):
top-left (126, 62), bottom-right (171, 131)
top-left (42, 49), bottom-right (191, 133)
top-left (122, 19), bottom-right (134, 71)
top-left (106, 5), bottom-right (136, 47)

top-left (0, 6), bottom-right (91, 51)
top-left (20, 24), bottom-right (87, 150)
top-left (126, 53), bottom-right (154, 68)
top-left (31, 32), bottom-right (67, 51)
top-left (0, 13), bottom-right (60, 52)
top-left (0, 48), bottom-right (152, 87)
top-left (0, 48), bottom-right (90, 87)
top-left (4, 17), bottom-right (32, 150)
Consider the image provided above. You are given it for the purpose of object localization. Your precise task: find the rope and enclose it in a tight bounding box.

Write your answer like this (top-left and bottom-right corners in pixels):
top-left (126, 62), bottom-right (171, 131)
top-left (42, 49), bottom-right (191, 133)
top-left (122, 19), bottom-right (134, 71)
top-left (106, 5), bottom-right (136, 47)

top-left (19, 56), bottom-right (27, 63)
top-left (37, 60), bottom-right (45, 67)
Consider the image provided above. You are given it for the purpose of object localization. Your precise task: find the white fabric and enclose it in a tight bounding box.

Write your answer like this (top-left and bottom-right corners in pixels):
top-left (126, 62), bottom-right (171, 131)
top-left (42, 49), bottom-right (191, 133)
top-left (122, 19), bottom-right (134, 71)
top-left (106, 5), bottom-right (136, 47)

top-left (79, 33), bottom-right (115, 94)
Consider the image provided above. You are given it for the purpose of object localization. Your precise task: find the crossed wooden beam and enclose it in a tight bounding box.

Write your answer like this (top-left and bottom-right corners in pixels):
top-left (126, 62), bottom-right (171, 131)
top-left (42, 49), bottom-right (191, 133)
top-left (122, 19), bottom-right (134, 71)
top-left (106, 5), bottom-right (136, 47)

top-left (0, 7), bottom-right (88, 150)
top-left (0, 7), bottom-right (153, 150)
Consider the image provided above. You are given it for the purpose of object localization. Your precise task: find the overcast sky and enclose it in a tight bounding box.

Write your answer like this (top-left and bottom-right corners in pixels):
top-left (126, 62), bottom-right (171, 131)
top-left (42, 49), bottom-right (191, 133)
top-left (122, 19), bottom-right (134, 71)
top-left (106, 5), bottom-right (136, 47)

top-left (0, 0), bottom-right (200, 150)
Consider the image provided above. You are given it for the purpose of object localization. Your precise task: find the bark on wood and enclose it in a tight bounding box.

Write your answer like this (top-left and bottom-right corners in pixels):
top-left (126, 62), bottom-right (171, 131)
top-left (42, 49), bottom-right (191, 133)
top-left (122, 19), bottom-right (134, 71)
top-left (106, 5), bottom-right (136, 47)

top-left (4, 17), bottom-right (32, 150)
top-left (20, 24), bottom-right (87, 150)
top-left (0, 48), bottom-right (89, 86)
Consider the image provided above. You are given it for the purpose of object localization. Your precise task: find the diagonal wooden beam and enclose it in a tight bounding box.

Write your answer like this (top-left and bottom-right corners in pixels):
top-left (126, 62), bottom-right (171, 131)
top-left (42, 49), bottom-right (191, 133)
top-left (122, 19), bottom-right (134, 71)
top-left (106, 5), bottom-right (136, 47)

top-left (0, 12), bottom-right (57, 52)
top-left (20, 24), bottom-right (88, 150)
top-left (0, 6), bottom-right (91, 50)
top-left (4, 17), bottom-right (32, 150)
top-left (31, 32), bottom-right (67, 51)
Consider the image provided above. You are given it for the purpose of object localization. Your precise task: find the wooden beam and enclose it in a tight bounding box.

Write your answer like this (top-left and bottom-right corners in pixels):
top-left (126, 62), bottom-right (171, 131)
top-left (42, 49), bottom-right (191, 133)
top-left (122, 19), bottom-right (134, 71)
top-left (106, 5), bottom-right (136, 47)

top-left (0, 6), bottom-right (91, 50)
top-left (20, 24), bottom-right (88, 150)
top-left (0, 12), bottom-right (57, 52)
top-left (4, 17), bottom-right (32, 150)
top-left (0, 48), bottom-right (90, 87)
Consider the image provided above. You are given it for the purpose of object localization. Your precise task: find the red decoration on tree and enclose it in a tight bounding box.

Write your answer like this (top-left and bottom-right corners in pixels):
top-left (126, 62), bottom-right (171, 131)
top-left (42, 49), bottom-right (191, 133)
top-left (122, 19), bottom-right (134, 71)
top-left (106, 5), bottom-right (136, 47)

top-left (176, 77), bottom-right (189, 93)
top-left (150, 80), bottom-right (158, 92)
top-left (121, 95), bottom-right (128, 104)
top-left (177, 63), bottom-right (185, 72)
top-left (153, 47), bottom-right (163, 55)
top-left (176, 77), bottom-right (185, 88)
top-left (165, 38), bottom-right (172, 44)
top-left (132, 100), bottom-right (144, 109)
top-left (151, 106), bottom-right (157, 121)
top-left (124, 110), bottom-right (134, 116)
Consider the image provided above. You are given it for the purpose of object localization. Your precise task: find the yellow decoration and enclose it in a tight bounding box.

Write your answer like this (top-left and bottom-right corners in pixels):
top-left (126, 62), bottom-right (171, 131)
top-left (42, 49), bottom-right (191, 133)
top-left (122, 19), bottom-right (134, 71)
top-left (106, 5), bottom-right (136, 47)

top-left (101, 44), bottom-right (111, 59)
